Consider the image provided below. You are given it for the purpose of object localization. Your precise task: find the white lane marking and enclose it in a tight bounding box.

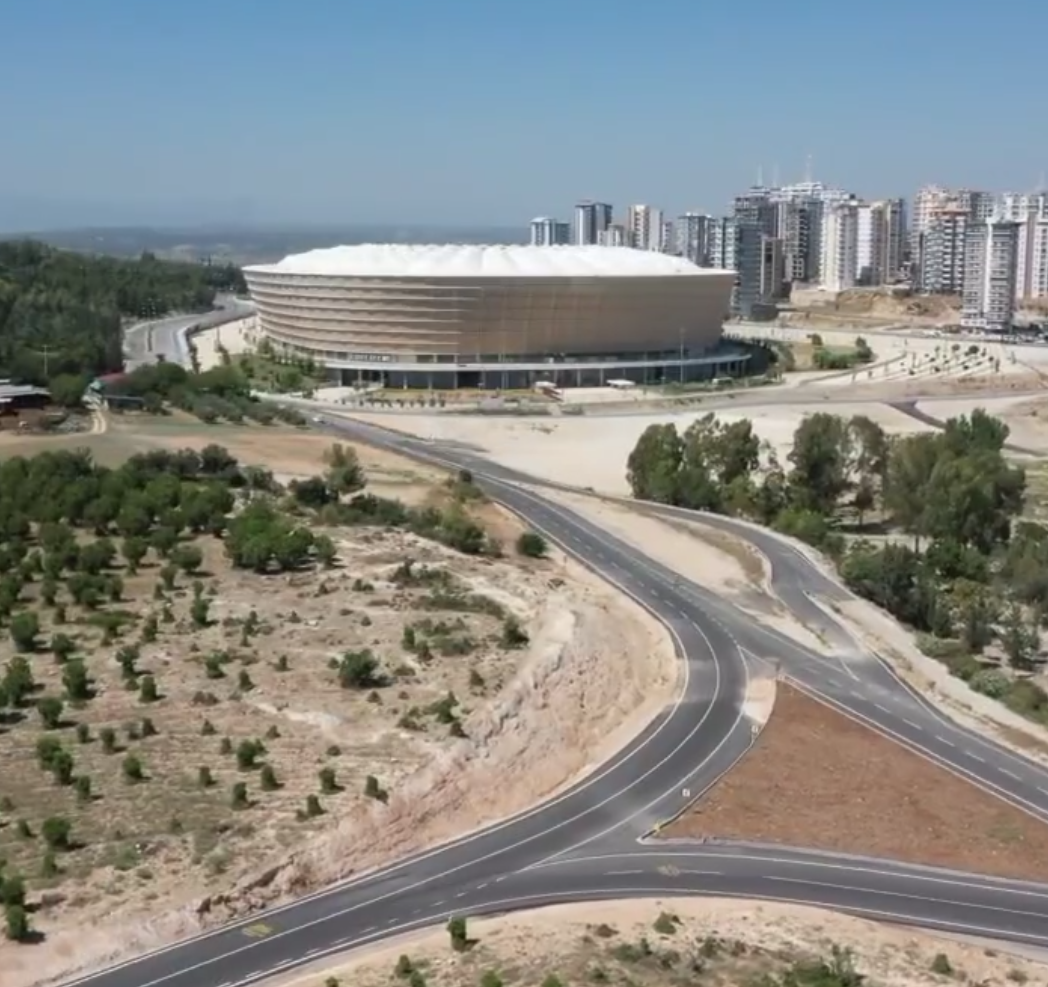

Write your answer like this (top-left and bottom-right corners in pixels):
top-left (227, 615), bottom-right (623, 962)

top-left (476, 882), bottom-right (489, 890)
top-left (1001, 768), bottom-right (1022, 781)
top-left (874, 703), bottom-right (890, 714)
top-left (761, 874), bottom-right (1048, 920)
top-left (937, 736), bottom-right (956, 748)
top-left (537, 849), bottom-right (1048, 899)
top-left (902, 719), bottom-right (923, 731)
top-left (968, 753), bottom-right (985, 763)
top-left (606, 869), bottom-right (644, 875)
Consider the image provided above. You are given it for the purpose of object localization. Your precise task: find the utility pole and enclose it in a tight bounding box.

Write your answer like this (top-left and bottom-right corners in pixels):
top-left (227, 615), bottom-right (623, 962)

top-left (29, 344), bottom-right (56, 378)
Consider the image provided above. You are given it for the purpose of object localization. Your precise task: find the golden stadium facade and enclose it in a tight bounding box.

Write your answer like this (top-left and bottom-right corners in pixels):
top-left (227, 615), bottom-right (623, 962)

top-left (243, 243), bottom-right (744, 388)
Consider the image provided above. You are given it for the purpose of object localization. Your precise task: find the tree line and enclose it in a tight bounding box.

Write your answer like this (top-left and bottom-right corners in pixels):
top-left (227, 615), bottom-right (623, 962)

top-left (627, 409), bottom-right (1048, 723)
top-left (0, 240), bottom-right (244, 385)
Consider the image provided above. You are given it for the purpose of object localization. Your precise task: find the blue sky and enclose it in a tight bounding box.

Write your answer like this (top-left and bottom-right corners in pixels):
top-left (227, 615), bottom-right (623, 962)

top-left (1, 0), bottom-right (1045, 230)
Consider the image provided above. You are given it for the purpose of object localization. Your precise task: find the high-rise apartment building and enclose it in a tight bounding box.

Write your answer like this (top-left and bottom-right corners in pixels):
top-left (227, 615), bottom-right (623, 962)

top-left (769, 181), bottom-right (849, 284)
top-left (820, 199), bottom-right (861, 291)
top-left (773, 199), bottom-right (819, 283)
top-left (872, 198), bottom-right (907, 285)
top-left (852, 198), bottom-right (907, 286)
top-left (999, 193), bottom-right (1048, 301)
top-left (918, 208), bottom-right (969, 294)
top-left (706, 217), bottom-right (736, 269)
top-left (529, 217), bottom-right (570, 247)
top-left (627, 205), bottom-right (664, 251)
top-left (911, 185), bottom-right (954, 255)
top-left (962, 219), bottom-right (1020, 332)
top-left (912, 185), bottom-right (996, 263)
top-left (597, 224), bottom-right (627, 247)
top-left (676, 213), bottom-right (712, 265)
top-left (574, 201), bottom-right (613, 246)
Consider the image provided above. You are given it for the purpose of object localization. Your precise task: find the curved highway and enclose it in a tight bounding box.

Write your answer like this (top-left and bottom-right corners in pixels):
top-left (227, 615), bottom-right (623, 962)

top-left (69, 323), bottom-right (1048, 987)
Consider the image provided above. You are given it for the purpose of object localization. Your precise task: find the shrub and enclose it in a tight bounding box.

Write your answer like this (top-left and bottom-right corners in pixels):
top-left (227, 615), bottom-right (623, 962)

top-left (231, 782), bottom-right (249, 809)
top-left (515, 531), bottom-right (548, 558)
top-left (122, 753), bottom-right (145, 783)
top-left (260, 765), bottom-right (280, 791)
top-left (970, 668), bottom-right (1011, 699)
top-left (41, 816), bottom-right (72, 850)
top-left (319, 766), bottom-right (340, 794)
top-left (447, 915), bottom-right (469, 951)
top-left (37, 696), bottom-right (64, 729)
top-left (139, 675), bottom-right (160, 703)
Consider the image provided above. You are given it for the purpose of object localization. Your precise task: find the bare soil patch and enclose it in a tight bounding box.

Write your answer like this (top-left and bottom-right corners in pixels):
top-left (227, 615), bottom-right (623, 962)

top-left (664, 683), bottom-right (1048, 882)
top-left (257, 898), bottom-right (1048, 987)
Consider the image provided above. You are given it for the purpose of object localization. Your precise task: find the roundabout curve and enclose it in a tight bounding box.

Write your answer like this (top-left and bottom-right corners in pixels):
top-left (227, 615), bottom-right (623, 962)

top-left (63, 409), bottom-right (1048, 987)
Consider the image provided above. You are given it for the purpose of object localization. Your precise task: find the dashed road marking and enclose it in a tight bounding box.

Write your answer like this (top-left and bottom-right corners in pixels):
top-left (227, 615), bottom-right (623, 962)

top-left (902, 719), bottom-right (923, 731)
top-left (968, 753), bottom-right (986, 763)
top-left (936, 736), bottom-right (956, 748)
top-left (1000, 768), bottom-right (1022, 781)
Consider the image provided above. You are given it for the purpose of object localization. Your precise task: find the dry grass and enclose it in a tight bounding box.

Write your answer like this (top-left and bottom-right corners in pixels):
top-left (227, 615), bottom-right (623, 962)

top-left (664, 683), bottom-right (1048, 882)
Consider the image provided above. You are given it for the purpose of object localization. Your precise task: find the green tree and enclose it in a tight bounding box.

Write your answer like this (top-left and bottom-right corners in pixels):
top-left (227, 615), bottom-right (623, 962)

top-left (121, 536), bottom-right (149, 573)
top-left (231, 781), bottom-right (249, 809)
top-left (787, 413), bottom-right (854, 515)
top-left (62, 659), bottom-right (91, 702)
top-left (9, 611), bottom-right (39, 652)
top-left (171, 543), bottom-right (204, 575)
top-left (36, 696), bottom-right (64, 729)
top-left (4, 903), bottom-right (31, 942)
top-left (139, 675), bottom-right (160, 703)
top-left (122, 753), bottom-right (145, 783)
top-left (515, 531), bottom-right (548, 558)
top-left (447, 916), bottom-right (470, 951)
top-left (41, 816), bottom-right (72, 850)
top-left (1001, 604), bottom-right (1039, 672)
top-left (323, 443), bottom-right (366, 494)
top-left (626, 424), bottom-right (683, 503)
top-left (338, 649), bottom-right (381, 689)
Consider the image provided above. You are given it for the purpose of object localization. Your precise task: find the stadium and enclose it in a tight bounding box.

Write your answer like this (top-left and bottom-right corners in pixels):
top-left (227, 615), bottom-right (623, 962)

top-left (243, 244), bottom-right (744, 389)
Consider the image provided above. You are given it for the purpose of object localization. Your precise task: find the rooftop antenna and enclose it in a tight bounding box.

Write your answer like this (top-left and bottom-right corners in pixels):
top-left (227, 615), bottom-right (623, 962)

top-left (772, 163), bottom-right (780, 188)
top-left (803, 153), bottom-right (814, 184)
top-left (756, 164), bottom-right (764, 188)
top-left (1037, 171), bottom-right (1046, 192)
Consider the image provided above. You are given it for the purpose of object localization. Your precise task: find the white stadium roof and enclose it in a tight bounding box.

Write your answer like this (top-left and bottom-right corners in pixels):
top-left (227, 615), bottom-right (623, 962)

top-left (246, 244), bottom-right (724, 278)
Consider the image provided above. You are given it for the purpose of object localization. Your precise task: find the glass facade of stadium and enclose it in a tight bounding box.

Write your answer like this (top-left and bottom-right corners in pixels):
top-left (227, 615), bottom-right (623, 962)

top-left (266, 336), bottom-right (751, 389)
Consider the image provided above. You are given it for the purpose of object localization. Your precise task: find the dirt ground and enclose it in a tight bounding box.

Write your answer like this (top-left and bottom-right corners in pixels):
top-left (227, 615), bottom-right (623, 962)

top-left (1, 422), bottom-right (679, 987)
top-left (664, 683), bottom-right (1048, 882)
top-left (257, 898), bottom-right (1048, 987)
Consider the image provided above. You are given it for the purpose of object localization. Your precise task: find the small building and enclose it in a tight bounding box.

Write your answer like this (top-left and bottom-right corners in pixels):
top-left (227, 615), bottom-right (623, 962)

top-left (0, 382), bottom-right (51, 414)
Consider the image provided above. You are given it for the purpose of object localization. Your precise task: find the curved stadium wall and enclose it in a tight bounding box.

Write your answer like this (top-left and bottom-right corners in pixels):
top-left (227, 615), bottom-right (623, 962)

top-left (243, 245), bottom-right (741, 388)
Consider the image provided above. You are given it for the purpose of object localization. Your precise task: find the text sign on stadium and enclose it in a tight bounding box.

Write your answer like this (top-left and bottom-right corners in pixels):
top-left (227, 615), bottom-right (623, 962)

top-left (344, 353), bottom-right (394, 363)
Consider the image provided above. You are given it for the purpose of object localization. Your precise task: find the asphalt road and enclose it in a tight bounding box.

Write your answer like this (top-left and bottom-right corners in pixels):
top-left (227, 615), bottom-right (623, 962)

top-left (65, 323), bottom-right (1048, 987)
top-left (123, 297), bottom-right (253, 369)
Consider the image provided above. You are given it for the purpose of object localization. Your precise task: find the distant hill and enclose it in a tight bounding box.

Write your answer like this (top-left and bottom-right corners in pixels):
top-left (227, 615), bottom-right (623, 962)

top-left (7, 225), bottom-right (529, 265)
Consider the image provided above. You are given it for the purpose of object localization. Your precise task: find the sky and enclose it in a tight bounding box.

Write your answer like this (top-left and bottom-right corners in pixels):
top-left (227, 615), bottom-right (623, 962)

top-left (1, 0), bottom-right (1046, 231)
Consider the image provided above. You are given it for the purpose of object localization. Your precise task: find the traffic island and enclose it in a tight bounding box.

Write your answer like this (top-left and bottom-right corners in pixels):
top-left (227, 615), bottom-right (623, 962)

top-left (660, 682), bottom-right (1048, 883)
